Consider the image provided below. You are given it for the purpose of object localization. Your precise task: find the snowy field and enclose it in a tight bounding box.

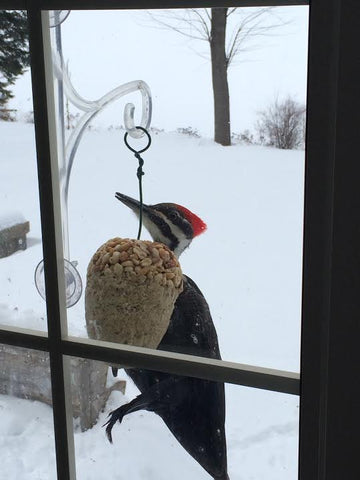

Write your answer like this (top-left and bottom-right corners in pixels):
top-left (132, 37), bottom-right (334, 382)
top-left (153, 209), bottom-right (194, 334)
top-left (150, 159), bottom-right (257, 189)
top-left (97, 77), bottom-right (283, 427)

top-left (0, 121), bottom-right (303, 479)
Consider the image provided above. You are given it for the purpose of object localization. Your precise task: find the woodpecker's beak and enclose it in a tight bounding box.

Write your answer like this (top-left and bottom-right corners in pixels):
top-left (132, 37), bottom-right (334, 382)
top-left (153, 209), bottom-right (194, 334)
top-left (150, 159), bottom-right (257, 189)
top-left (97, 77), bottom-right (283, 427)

top-left (115, 192), bottom-right (150, 216)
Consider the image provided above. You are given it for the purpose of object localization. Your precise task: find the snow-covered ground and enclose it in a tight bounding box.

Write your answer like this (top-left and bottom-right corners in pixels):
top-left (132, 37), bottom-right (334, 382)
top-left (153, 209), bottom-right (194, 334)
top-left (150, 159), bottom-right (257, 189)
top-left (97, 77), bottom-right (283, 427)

top-left (0, 121), bottom-right (303, 479)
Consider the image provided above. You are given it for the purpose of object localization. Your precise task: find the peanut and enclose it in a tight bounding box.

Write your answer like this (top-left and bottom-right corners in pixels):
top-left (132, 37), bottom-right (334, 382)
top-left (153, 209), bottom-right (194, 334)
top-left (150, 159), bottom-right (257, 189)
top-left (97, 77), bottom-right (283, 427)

top-left (130, 254), bottom-right (140, 265)
top-left (119, 243), bottom-right (131, 251)
top-left (110, 251), bottom-right (121, 264)
top-left (113, 263), bottom-right (123, 275)
top-left (119, 251), bottom-right (129, 262)
top-left (140, 258), bottom-right (152, 267)
top-left (140, 266), bottom-right (150, 275)
top-left (133, 246), bottom-right (146, 259)
top-left (122, 260), bottom-right (133, 267)
top-left (151, 247), bottom-right (160, 258)
top-left (102, 253), bottom-right (111, 264)
top-left (159, 248), bottom-right (170, 261)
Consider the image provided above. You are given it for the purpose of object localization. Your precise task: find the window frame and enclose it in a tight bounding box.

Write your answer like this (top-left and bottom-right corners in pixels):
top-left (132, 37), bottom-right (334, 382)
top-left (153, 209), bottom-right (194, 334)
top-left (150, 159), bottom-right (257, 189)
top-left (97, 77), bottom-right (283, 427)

top-left (1, 0), bottom-right (359, 479)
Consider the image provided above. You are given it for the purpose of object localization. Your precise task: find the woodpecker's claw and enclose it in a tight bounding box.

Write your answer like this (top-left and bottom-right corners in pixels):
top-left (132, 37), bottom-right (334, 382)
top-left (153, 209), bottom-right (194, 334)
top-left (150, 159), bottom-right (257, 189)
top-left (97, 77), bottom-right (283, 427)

top-left (103, 405), bottom-right (128, 443)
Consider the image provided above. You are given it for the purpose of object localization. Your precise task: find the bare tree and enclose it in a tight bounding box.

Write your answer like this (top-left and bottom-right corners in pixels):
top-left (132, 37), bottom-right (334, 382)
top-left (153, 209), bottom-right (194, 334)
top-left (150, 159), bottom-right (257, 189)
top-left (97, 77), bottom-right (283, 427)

top-left (149, 8), bottom-right (285, 146)
top-left (256, 95), bottom-right (306, 149)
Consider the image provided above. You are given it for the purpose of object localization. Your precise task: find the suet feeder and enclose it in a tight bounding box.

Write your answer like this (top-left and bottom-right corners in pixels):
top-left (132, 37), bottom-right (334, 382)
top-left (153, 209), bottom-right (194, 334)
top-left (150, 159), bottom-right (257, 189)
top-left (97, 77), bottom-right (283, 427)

top-left (85, 237), bottom-right (183, 348)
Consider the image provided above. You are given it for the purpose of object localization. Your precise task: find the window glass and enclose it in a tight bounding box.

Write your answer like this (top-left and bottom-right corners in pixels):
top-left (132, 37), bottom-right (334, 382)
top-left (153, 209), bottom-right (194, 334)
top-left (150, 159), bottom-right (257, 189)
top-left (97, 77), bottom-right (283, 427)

top-left (0, 343), bottom-right (57, 478)
top-left (46, 7), bottom-right (308, 372)
top-left (0, 10), bottom-right (47, 332)
top-left (69, 357), bottom-right (299, 479)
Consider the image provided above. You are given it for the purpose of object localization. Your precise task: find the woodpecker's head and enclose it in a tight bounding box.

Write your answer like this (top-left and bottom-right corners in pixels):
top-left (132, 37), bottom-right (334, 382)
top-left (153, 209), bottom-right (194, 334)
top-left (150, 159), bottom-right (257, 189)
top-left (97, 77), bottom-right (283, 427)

top-left (115, 192), bottom-right (207, 257)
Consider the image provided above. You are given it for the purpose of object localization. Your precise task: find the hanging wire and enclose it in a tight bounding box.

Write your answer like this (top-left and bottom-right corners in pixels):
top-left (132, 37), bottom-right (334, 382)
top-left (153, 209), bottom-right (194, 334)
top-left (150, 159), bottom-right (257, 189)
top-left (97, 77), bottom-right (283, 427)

top-left (135, 152), bottom-right (144, 240)
top-left (124, 127), bottom-right (152, 239)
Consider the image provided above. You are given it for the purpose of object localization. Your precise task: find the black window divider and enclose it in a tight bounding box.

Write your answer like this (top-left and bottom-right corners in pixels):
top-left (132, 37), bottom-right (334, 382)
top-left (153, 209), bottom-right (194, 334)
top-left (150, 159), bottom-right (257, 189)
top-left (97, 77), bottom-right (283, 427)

top-left (2, 1), bottom-right (359, 479)
top-left (4, 0), bottom-right (309, 10)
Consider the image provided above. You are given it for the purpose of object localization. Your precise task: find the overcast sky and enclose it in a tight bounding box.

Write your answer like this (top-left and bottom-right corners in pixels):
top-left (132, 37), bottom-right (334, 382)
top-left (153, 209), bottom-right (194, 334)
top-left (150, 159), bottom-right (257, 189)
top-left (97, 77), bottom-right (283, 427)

top-left (11, 6), bottom-right (309, 137)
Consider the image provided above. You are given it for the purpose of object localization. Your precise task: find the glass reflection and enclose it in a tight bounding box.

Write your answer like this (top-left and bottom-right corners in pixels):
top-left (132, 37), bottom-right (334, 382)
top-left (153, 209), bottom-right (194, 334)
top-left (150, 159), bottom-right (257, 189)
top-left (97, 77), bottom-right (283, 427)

top-left (48, 7), bottom-right (307, 372)
top-left (70, 359), bottom-right (298, 479)
top-left (0, 11), bottom-right (47, 331)
top-left (0, 344), bottom-right (56, 478)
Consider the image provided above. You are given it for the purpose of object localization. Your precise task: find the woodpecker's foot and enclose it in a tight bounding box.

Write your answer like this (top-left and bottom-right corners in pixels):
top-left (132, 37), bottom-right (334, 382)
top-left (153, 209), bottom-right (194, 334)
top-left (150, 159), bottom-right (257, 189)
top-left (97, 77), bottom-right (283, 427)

top-left (103, 404), bottom-right (128, 443)
top-left (103, 377), bottom-right (183, 443)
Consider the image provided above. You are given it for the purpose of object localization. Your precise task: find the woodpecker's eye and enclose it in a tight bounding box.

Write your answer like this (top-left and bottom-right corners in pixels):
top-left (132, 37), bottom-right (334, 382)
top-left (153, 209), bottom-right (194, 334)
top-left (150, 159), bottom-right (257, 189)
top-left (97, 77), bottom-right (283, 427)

top-left (168, 210), bottom-right (180, 222)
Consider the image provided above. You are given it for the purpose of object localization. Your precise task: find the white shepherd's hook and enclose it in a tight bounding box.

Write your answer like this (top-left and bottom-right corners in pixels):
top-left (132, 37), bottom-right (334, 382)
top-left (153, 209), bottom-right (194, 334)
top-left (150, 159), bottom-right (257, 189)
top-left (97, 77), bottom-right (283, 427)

top-left (35, 10), bottom-right (152, 308)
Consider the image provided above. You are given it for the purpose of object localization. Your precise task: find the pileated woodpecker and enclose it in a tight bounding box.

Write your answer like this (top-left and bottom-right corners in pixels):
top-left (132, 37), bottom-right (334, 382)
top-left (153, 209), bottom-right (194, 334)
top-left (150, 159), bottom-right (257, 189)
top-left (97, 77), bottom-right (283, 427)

top-left (105, 192), bottom-right (229, 480)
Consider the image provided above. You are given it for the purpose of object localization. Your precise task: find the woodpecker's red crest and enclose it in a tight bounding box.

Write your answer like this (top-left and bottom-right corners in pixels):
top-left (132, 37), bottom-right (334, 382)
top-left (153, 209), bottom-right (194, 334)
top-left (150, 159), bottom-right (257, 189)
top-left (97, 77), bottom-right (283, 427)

top-left (175, 204), bottom-right (207, 238)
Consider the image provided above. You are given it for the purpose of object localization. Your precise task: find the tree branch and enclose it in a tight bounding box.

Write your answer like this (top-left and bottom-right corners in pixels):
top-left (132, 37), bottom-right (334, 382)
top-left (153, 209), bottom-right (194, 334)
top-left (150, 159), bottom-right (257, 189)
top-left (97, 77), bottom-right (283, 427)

top-left (147, 10), bottom-right (209, 43)
top-left (226, 8), bottom-right (238, 18)
top-left (226, 7), bottom-right (290, 67)
top-left (148, 7), bottom-right (289, 67)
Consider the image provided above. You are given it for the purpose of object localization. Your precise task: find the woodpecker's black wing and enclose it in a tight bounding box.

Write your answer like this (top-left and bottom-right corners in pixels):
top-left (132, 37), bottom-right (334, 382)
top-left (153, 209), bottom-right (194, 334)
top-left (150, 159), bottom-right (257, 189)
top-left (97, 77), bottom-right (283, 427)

top-left (159, 275), bottom-right (222, 360)
top-left (105, 275), bottom-right (229, 480)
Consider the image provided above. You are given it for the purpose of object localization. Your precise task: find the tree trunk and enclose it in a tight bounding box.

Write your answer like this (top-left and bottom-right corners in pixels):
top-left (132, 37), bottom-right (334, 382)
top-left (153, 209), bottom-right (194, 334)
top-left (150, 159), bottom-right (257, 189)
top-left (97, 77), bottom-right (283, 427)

top-left (210, 8), bottom-right (231, 146)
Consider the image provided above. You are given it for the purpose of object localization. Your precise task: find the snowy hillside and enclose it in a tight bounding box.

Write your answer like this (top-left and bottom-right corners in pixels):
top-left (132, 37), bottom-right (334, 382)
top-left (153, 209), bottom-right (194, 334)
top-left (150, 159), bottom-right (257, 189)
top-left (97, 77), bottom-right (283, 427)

top-left (0, 121), bottom-right (303, 479)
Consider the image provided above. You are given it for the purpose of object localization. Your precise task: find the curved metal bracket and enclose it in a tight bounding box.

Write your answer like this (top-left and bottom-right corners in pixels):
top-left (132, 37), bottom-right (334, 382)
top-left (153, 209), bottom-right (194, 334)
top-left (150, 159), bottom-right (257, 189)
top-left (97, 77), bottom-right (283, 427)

top-left (35, 11), bottom-right (152, 308)
top-left (53, 54), bottom-right (152, 202)
top-left (52, 49), bottom-right (152, 256)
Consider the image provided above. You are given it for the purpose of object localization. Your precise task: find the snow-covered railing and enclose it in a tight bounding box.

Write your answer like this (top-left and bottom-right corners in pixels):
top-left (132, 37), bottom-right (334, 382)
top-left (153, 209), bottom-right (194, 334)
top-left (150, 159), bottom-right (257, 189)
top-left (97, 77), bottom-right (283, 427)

top-left (0, 212), bottom-right (29, 259)
top-left (0, 212), bottom-right (26, 230)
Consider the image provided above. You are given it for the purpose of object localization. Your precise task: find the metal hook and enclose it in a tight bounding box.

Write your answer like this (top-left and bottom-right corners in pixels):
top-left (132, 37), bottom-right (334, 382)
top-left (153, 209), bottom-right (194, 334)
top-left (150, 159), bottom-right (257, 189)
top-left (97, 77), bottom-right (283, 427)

top-left (124, 126), bottom-right (152, 154)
